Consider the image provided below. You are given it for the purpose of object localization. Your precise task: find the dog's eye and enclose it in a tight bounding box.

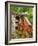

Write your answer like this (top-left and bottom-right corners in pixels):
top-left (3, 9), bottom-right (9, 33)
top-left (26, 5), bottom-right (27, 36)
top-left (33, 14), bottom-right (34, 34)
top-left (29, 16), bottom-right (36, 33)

top-left (15, 16), bottom-right (19, 20)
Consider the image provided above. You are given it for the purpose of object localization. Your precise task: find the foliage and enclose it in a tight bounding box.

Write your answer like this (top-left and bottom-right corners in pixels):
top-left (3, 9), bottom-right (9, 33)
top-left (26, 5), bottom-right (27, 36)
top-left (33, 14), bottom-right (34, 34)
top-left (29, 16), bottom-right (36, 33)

top-left (10, 5), bottom-right (33, 24)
